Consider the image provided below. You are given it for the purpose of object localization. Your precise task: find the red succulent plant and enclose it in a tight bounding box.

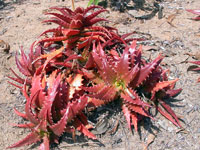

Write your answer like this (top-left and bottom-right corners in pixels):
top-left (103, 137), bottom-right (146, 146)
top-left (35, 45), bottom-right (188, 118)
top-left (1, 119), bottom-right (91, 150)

top-left (9, 70), bottom-right (96, 149)
top-left (38, 5), bottom-right (115, 51)
top-left (8, 5), bottom-right (183, 150)
top-left (83, 41), bottom-right (182, 130)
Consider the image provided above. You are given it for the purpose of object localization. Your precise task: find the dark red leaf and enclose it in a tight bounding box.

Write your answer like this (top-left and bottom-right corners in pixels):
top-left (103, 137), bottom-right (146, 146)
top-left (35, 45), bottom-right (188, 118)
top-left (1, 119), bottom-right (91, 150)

top-left (159, 99), bottom-right (181, 127)
top-left (157, 105), bottom-right (179, 127)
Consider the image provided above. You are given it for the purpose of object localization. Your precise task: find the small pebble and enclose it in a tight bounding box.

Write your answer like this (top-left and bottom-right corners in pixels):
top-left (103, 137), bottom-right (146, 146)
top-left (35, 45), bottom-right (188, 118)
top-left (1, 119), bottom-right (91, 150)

top-left (0, 28), bottom-right (7, 36)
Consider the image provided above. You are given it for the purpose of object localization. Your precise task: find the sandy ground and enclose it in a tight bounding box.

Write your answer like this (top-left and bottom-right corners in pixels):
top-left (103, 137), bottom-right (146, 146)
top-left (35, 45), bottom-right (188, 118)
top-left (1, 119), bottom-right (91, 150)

top-left (0, 0), bottom-right (200, 149)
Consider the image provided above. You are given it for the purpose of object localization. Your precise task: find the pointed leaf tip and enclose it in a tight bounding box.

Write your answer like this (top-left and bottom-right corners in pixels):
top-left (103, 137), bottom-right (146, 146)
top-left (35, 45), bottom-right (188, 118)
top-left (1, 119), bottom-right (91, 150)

top-left (7, 132), bottom-right (40, 149)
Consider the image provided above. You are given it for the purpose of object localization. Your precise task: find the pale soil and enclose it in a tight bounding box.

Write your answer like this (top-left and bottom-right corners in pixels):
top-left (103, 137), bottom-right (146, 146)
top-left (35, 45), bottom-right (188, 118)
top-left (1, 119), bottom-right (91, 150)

top-left (0, 0), bottom-right (200, 150)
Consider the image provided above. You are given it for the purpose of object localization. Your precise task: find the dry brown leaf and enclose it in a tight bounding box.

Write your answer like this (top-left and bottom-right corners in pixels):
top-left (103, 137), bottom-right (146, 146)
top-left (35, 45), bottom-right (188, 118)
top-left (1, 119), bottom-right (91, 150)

top-left (176, 128), bottom-right (189, 134)
top-left (193, 52), bottom-right (200, 60)
top-left (0, 40), bottom-right (10, 53)
top-left (184, 52), bottom-right (200, 60)
top-left (167, 14), bottom-right (177, 27)
top-left (72, 130), bottom-right (76, 142)
top-left (194, 32), bottom-right (200, 37)
top-left (108, 120), bottom-right (119, 134)
top-left (92, 118), bottom-right (109, 135)
top-left (142, 46), bottom-right (158, 51)
top-left (143, 131), bottom-right (158, 150)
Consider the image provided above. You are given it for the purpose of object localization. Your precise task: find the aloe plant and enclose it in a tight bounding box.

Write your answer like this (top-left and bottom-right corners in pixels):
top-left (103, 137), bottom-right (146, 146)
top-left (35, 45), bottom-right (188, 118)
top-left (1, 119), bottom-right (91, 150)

top-left (8, 5), bottom-right (182, 150)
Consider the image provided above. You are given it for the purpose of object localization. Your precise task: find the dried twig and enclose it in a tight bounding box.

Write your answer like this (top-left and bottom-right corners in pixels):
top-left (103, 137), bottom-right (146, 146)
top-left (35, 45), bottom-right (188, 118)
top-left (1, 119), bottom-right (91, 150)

top-left (143, 130), bottom-right (158, 150)
top-left (71, 0), bottom-right (75, 11)
top-left (108, 119), bottom-right (119, 135)
top-left (60, 141), bottom-right (101, 148)
top-left (167, 14), bottom-right (177, 27)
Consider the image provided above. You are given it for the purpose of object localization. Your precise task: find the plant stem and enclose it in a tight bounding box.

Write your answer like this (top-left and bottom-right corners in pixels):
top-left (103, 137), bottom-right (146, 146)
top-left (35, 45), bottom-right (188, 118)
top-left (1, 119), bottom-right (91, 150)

top-left (71, 0), bottom-right (75, 11)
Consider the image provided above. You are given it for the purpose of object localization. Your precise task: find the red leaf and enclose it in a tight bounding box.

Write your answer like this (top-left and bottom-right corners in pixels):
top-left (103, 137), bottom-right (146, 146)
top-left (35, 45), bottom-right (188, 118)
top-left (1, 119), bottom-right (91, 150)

top-left (157, 105), bottom-right (179, 127)
top-left (43, 19), bottom-right (69, 28)
top-left (7, 81), bottom-right (23, 89)
top-left (74, 118), bottom-right (97, 140)
top-left (84, 83), bottom-right (104, 93)
top-left (77, 112), bottom-right (88, 126)
top-left (85, 9), bottom-right (107, 23)
top-left (30, 75), bottom-right (44, 107)
top-left (83, 31), bottom-right (110, 40)
top-left (128, 104), bottom-right (151, 118)
top-left (121, 88), bottom-right (150, 107)
top-left (130, 112), bottom-right (138, 131)
top-left (122, 105), bottom-right (132, 130)
top-left (166, 88), bottom-right (182, 97)
top-left (38, 36), bottom-right (67, 44)
top-left (193, 16), bottom-right (200, 20)
top-left (7, 131), bottom-right (40, 148)
top-left (69, 19), bottom-right (83, 29)
top-left (187, 9), bottom-right (200, 15)
top-left (24, 87), bottom-right (39, 124)
top-left (33, 47), bottom-right (64, 70)
top-left (85, 53), bottom-right (95, 69)
top-left (87, 18), bottom-right (108, 26)
top-left (131, 55), bottom-right (163, 88)
top-left (62, 29), bottom-right (80, 36)
top-left (190, 60), bottom-right (200, 65)
top-left (13, 108), bottom-right (27, 119)
top-left (92, 43), bottom-right (116, 84)
top-left (159, 99), bottom-right (181, 127)
top-left (15, 51), bottom-right (31, 76)
top-left (86, 26), bottom-right (112, 37)
top-left (63, 37), bottom-right (79, 45)
top-left (50, 6), bottom-right (74, 16)
top-left (46, 12), bottom-right (72, 23)
top-left (87, 97), bottom-right (110, 110)
top-left (50, 96), bottom-right (87, 136)
top-left (38, 73), bottom-right (61, 124)
top-left (39, 135), bottom-right (50, 150)
top-left (7, 68), bottom-right (25, 84)
top-left (121, 32), bottom-right (136, 40)
top-left (77, 40), bottom-right (90, 50)
top-left (12, 123), bottom-right (35, 128)
top-left (40, 28), bottom-right (62, 37)
top-left (151, 79), bottom-right (179, 99)
top-left (116, 46), bottom-right (130, 76)
top-left (88, 85), bottom-right (117, 101)
top-left (123, 64), bottom-right (139, 86)
top-left (84, 5), bottom-right (104, 15)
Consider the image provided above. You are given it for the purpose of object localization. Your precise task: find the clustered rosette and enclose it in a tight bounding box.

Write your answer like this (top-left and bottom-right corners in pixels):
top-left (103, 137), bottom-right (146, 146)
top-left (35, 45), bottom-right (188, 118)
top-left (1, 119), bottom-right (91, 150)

top-left (8, 5), bottom-right (182, 150)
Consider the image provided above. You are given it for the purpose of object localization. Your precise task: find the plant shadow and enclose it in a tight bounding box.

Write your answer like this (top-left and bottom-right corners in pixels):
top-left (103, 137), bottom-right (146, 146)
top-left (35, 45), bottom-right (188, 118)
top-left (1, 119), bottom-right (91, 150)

top-left (99, 0), bottom-right (163, 20)
top-left (0, 0), bottom-right (26, 11)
